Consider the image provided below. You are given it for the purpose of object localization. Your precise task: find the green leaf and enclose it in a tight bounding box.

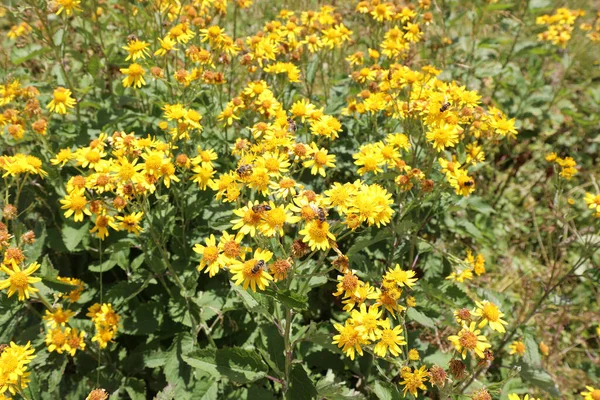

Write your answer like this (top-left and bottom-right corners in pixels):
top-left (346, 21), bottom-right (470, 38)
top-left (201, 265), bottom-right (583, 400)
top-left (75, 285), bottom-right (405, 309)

top-left (89, 259), bottom-right (117, 272)
top-left (520, 365), bottom-right (560, 397)
top-left (263, 289), bottom-right (308, 311)
top-left (372, 380), bottom-right (402, 400)
top-left (406, 308), bottom-right (436, 328)
top-left (41, 276), bottom-right (78, 293)
top-left (523, 335), bottom-right (541, 368)
top-left (12, 47), bottom-right (52, 65)
top-left (123, 377), bottom-right (146, 400)
top-left (122, 302), bottom-right (163, 335)
top-left (53, 28), bottom-right (64, 47)
top-left (183, 347), bottom-right (268, 384)
top-left (285, 365), bottom-right (317, 400)
top-left (61, 222), bottom-right (90, 252)
top-left (88, 54), bottom-right (101, 76)
top-left (316, 370), bottom-right (365, 400)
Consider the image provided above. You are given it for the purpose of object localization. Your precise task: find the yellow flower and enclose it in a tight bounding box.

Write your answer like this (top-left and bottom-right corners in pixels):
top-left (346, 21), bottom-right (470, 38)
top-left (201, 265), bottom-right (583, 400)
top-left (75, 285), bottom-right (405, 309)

top-left (231, 201), bottom-right (266, 238)
top-left (229, 248), bottom-right (274, 292)
top-left (116, 212), bottom-right (144, 235)
top-left (60, 189), bottom-right (91, 222)
top-left (154, 36), bottom-right (178, 56)
top-left (303, 144), bottom-right (336, 177)
top-left (580, 386), bottom-right (600, 400)
top-left (92, 326), bottom-right (116, 349)
top-left (539, 341), bottom-right (549, 356)
top-left (351, 304), bottom-right (383, 341)
top-left (508, 394), bottom-right (540, 400)
top-left (120, 63), bottom-right (146, 88)
top-left (64, 328), bottom-right (86, 356)
top-left (298, 220), bottom-right (336, 251)
top-left (90, 214), bottom-right (119, 240)
top-left (259, 202), bottom-right (292, 237)
top-left (383, 264), bottom-right (418, 289)
top-left (472, 301), bottom-right (508, 333)
top-left (193, 234), bottom-right (221, 277)
top-left (0, 260), bottom-right (41, 300)
top-left (56, 0), bottom-right (82, 15)
top-left (43, 306), bottom-right (75, 329)
top-left (45, 327), bottom-right (68, 354)
top-left (51, 148), bottom-right (74, 166)
top-left (122, 39), bottom-right (150, 61)
top-left (332, 320), bottom-right (369, 360)
top-left (0, 341), bottom-right (36, 393)
top-left (46, 87), bottom-right (76, 115)
top-left (408, 349), bottom-right (420, 360)
top-left (447, 322), bottom-right (491, 359)
top-left (400, 366), bottom-right (429, 397)
top-left (426, 123), bottom-right (460, 151)
top-left (373, 319), bottom-right (406, 357)
top-left (509, 340), bottom-right (526, 356)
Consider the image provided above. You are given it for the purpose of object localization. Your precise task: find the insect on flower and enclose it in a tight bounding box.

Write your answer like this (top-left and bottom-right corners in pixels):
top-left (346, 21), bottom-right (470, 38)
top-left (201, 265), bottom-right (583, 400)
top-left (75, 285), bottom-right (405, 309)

top-left (236, 164), bottom-right (253, 177)
top-left (251, 259), bottom-right (265, 274)
top-left (251, 203), bottom-right (272, 214)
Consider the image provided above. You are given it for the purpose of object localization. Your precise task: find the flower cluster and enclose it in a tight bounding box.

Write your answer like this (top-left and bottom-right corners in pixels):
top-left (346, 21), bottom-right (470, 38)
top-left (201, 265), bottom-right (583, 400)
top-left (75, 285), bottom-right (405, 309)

top-left (448, 300), bottom-right (509, 359)
top-left (54, 132), bottom-right (194, 238)
top-left (0, 342), bottom-right (36, 396)
top-left (0, 79), bottom-right (48, 139)
top-left (536, 8), bottom-right (585, 47)
top-left (546, 152), bottom-right (578, 180)
top-left (446, 250), bottom-right (486, 282)
top-left (44, 306), bottom-right (86, 357)
top-left (87, 303), bottom-right (120, 349)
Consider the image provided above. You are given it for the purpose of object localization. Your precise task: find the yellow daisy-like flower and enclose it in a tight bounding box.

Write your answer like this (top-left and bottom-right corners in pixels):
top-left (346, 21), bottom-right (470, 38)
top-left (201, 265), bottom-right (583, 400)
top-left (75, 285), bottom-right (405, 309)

top-left (116, 212), bottom-right (144, 235)
top-left (259, 202), bottom-right (292, 237)
top-left (0, 260), bottom-right (41, 301)
top-left (373, 318), bottom-right (406, 357)
top-left (51, 148), bottom-right (74, 167)
top-left (303, 144), bottom-right (336, 177)
top-left (383, 264), bottom-right (418, 289)
top-left (231, 201), bottom-right (265, 238)
top-left (508, 394), bottom-right (540, 400)
top-left (298, 220), bottom-right (336, 251)
top-left (90, 214), bottom-right (119, 240)
top-left (193, 234), bottom-right (221, 277)
top-left (60, 189), bottom-right (91, 222)
top-left (351, 303), bottom-right (383, 341)
top-left (400, 365), bottom-right (429, 397)
top-left (229, 248), bottom-right (274, 292)
top-left (0, 341), bottom-right (36, 392)
top-left (46, 87), bottom-right (76, 115)
top-left (332, 320), bottom-right (369, 360)
top-left (64, 328), bottom-right (86, 356)
top-left (43, 305), bottom-right (75, 329)
top-left (45, 327), bottom-right (68, 354)
top-left (509, 340), bottom-right (526, 356)
top-left (56, 0), bottom-right (82, 15)
top-left (472, 300), bottom-right (508, 333)
top-left (447, 322), bottom-right (491, 359)
top-left (120, 63), bottom-right (146, 88)
top-left (122, 39), bottom-right (150, 61)
top-left (580, 386), bottom-right (600, 400)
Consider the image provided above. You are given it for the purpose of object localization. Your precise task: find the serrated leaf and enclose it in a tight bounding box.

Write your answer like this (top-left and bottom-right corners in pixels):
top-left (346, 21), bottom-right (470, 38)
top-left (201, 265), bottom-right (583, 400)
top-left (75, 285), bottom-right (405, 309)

top-left (61, 222), bottom-right (89, 252)
top-left (372, 380), bottom-right (402, 400)
top-left (406, 308), bottom-right (436, 328)
top-left (285, 365), bottom-right (317, 400)
top-left (183, 347), bottom-right (268, 384)
top-left (263, 289), bottom-right (308, 311)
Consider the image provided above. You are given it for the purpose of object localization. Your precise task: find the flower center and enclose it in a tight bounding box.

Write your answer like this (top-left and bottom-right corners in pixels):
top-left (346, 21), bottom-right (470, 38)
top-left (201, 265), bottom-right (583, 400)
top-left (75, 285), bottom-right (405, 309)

top-left (459, 331), bottom-right (478, 350)
top-left (203, 246), bottom-right (219, 264)
top-left (482, 303), bottom-right (499, 322)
